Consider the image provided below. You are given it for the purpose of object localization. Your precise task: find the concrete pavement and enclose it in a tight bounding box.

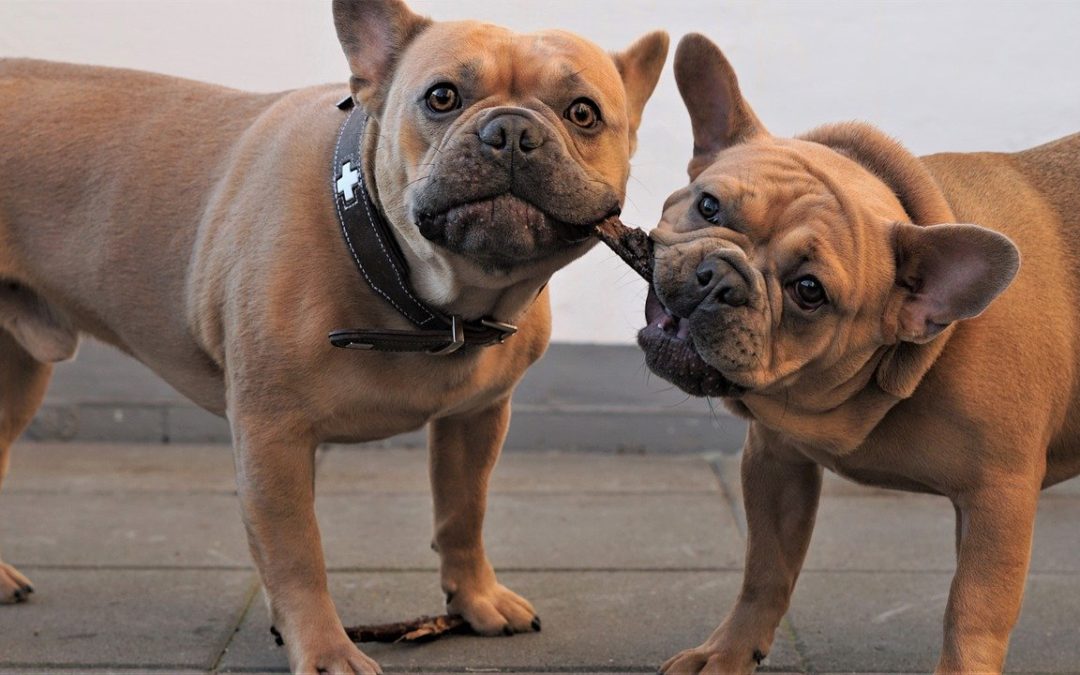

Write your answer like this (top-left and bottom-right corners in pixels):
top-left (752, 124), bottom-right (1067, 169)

top-left (0, 442), bottom-right (1078, 673)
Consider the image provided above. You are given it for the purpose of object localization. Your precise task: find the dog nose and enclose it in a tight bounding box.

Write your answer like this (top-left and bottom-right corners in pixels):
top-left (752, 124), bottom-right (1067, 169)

top-left (696, 258), bottom-right (749, 308)
top-left (665, 258), bottom-right (749, 317)
top-left (479, 113), bottom-right (545, 154)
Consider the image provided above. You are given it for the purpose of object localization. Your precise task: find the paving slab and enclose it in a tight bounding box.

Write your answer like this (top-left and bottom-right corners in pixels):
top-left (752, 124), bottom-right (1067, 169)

top-left (0, 665), bottom-right (205, 669)
top-left (218, 571), bottom-right (801, 672)
top-left (788, 571), bottom-right (1080, 674)
top-left (788, 570), bottom-right (947, 673)
top-left (0, 492), bottom-right (250, 568)
top-left (5, 442), bottom-right (237, 494)
top-left (803, 495), bottom-right (956, 572)
top-left (316, 492), bottom-right (742, 571)
top-left (317, 447), bottom-right (721, 494)
top-left (714, 454), bottom-right (1080, 574)
top-left (3, 446), bottom-right (736, 571)
top-left (0, 568), bottom-right (255, 669)
top-left (2, 443), bottom-right (1075, 673)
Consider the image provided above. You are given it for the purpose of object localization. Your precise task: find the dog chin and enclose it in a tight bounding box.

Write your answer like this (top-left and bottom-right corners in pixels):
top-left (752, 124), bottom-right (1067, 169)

top-left (638, 287), bottom-right (744, 398)
top-left (415, 194), bottom-right (597, 271)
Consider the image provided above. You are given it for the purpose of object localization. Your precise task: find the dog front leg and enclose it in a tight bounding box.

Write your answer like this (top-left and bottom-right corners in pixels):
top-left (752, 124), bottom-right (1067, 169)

top-left (937, 482), bottom-right (1039, 674)
top-left (661, 426), bottom-right (822, 674)
top-left (231, 413), bottom-right (380, 674)
top-left (429, 397), bottom-right (540, 636)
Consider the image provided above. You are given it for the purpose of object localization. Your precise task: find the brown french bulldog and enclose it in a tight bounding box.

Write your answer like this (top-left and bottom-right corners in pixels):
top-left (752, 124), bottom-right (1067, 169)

top-left (0, 2), bottom-right (668, 672)
top-left (640, 34), bottom-right (1078, 674)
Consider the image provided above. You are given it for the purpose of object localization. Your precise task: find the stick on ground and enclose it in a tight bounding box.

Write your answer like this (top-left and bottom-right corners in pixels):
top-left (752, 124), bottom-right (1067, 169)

top-left (343, 614), bottom-right (470, 644)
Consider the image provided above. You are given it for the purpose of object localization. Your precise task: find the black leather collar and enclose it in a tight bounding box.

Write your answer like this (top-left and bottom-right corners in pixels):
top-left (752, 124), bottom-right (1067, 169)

top-left (327, 97), bottom-right (518, 355)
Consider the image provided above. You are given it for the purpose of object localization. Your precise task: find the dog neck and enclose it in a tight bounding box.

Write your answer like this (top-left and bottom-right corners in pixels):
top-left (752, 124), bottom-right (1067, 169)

top-left (730, 339), bottom-right (947, 455)
top-left (360, 119), bottom-right (555, 325)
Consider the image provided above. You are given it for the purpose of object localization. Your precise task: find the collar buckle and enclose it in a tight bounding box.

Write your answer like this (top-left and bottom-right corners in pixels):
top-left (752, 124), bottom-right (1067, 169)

top-left (429, 315), bottom-right (466, 355)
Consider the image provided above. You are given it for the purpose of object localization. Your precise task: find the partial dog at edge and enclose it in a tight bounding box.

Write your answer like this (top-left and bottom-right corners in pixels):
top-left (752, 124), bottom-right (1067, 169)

top-left (639, 33), bottom-right (1078, 674)
top-left (0, 2), bottom-right (668, 672)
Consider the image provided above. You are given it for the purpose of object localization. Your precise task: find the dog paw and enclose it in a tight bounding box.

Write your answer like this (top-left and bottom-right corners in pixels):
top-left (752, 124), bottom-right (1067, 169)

top-left (446, 582), bottom-right (540, 636)
top-left (659, 645), bottom-right (762, 674)
top-left (291, 639), bottom-right (381, 675)
top-left (0, 562), bottom-right (34, 604)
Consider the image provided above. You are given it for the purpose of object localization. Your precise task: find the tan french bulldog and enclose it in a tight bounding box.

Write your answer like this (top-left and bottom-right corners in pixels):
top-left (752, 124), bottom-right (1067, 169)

top-left (640, 34), bottom-right (1078, 674)
top-left (0, 1), bottom-right (667, 672)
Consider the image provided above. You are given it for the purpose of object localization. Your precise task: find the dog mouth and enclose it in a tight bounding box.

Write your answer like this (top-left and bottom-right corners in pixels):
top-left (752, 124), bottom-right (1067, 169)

top-left (638, 286), bottom-right (744, 398)
top-left (415, 194), bottom-right (609, 267)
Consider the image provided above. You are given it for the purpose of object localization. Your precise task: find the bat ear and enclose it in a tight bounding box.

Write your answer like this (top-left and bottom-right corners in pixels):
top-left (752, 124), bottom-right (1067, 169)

top-left (611, 30), bottom-right (670, 156)
top-left (891, 222), bottom-right (1020, 343)
top-left (674, 33), bottom-right (768, 180)
top-left (332, 0), bottom-right (432, 114)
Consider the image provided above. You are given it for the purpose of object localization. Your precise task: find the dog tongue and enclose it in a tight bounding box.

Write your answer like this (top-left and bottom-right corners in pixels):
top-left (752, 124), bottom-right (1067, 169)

top-left (594, 216), bottom-right (654, 281)
top-left (645, 287), bottom-right (692, 338)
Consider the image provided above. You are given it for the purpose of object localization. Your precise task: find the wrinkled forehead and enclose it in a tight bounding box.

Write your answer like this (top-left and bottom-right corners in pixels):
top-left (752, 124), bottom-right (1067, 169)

top-left (397, 22), bottom-right (626, 107)
top-left (674, 139), bottom-right (905, 236)
top-left (662, 143), bottom-right (833, 237)
top-left (657, 140), bottom-right (900, 296)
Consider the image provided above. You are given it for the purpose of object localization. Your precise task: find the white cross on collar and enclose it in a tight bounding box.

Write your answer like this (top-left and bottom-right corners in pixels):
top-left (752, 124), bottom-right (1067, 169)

top-left (337, 161), bottom-right (360, 205)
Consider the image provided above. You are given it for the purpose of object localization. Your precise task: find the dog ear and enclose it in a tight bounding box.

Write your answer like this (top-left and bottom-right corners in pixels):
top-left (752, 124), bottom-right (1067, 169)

top-left (891, 222), bottom-right (1020, 344)
top-left (674, 33), bottom-right (767, 180)
top-left (611, 31), bottom-right (670, 156)
top-left (333, 0), bottom-right (433, 113)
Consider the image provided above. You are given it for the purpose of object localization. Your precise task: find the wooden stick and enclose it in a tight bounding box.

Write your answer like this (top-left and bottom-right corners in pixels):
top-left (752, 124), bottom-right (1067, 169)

top-left (594, 215), bottom-right (654, 282)
top-left (343, 614), bottom-right (470, 644)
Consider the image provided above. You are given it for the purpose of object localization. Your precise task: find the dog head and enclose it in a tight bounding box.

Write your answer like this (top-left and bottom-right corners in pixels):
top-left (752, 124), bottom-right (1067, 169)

top-left (333, 0), bottom-right (668, 298)
top-left (641, 34), bottom-right (1019, 410)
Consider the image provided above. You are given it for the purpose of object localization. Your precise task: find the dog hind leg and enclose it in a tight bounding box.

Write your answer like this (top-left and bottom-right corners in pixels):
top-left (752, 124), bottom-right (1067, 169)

top-left (0, 329), bottom-right (54, 603)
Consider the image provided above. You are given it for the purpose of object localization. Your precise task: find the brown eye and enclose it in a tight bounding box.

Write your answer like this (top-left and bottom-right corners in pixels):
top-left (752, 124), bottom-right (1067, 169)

top-left (564, 98), bottom-right (600, 129)
top-left (425, 84), bottom-right (460, 113)
top-left (791, 275), bottom-right (828, 310)
top-left (697, 193), bottom-right (722, 224)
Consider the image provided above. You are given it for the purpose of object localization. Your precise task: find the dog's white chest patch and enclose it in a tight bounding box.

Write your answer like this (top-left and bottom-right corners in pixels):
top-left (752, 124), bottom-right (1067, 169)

top-left (337, 161), bottom-right (360, 205)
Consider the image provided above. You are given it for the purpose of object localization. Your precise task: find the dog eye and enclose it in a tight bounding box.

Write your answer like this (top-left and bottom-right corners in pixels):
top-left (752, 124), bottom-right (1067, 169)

top-left (425, 83), bottom-right (461, 113)
top-left (791, 275), bottom-right (828, 310)
top-left (697, 193), bottom-right (722, 224)
top-left (564, 98), bottom-right (601, 129)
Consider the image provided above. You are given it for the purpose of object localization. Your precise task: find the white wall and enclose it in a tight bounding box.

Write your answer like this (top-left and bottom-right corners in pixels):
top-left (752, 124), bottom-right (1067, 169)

top-left (2, 1), bottom-right (1078, 344)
